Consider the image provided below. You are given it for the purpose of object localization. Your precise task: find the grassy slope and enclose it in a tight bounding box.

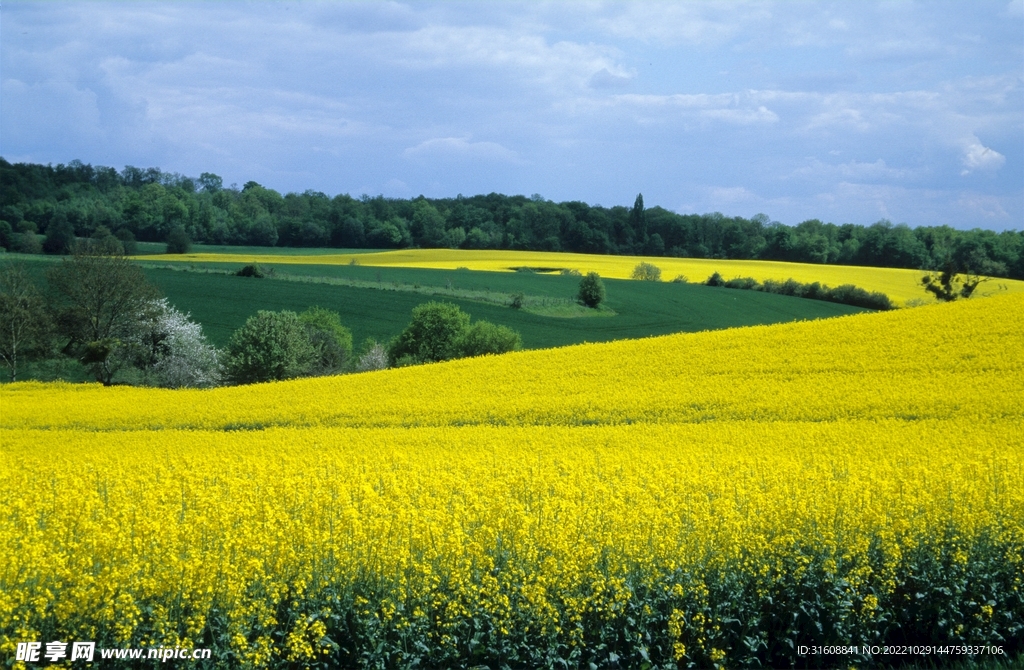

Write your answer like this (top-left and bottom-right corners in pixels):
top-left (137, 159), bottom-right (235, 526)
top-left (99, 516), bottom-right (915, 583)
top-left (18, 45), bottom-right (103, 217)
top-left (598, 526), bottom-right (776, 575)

top-left (144, 264), bottom-right (863, 349)
top-left (165, 246), bottom-right (1024, 306)
top-left (1, 255), bottom-right (862, 352)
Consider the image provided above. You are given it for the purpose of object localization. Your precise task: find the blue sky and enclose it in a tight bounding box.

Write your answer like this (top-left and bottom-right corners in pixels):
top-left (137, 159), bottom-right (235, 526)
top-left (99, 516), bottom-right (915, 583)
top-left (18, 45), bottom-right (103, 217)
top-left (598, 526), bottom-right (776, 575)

top-left (1, 1), bottom-right (1021, 230)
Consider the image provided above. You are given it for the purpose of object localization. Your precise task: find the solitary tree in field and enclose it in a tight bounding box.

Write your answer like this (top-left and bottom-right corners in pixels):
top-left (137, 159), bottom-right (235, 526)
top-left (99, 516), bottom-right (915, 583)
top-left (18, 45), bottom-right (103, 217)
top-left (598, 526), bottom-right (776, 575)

top-left (166, 225), bottom-right (192, 254)
top-left (631, 262), bottom-right (662, 282)
top-left (922, 260), bottom-right (989, 302)
top-left (577, 272), bottom-right (606, 308)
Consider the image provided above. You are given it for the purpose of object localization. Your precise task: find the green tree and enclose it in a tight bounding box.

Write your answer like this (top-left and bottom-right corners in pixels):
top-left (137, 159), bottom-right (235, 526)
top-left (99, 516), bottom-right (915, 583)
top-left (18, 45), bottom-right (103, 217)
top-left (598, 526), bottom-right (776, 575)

top-left (921, 261), bottom-right (989, 302)
top-left (631, 261), bottom-right (662, 281)
top-left (299, 306), bottom-right (353, 374)
top-left (42, 216), bottom-right (76, 255)
top-left (389, 301), bottom-right (471, 364)
top-left (456, 321), bottom-right (522, 358)
top-left (629, 193), bottom-right (647, 245)
top-left (0, 264), bottom-right (53, 381)
top-left (577, 272), bottom-right (606, 308)
top-left (47, 250), bottom-right (161, 384)
top-left (224, 310), bottom-right (316, 384)
top-left (166, 225), bottom-right (192, 254)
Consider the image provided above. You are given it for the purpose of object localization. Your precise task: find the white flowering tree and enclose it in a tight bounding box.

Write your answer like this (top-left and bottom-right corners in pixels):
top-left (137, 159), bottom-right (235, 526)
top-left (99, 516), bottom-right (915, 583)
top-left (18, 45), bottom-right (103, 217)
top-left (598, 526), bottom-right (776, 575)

top-left (124, 299), bottom-right (222, 388)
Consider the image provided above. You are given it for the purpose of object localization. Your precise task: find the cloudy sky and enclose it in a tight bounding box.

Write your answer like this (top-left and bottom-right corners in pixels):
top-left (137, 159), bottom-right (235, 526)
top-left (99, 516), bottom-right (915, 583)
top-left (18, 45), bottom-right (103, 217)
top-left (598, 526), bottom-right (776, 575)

top-left (2, 1), bottom-right (1021, 229)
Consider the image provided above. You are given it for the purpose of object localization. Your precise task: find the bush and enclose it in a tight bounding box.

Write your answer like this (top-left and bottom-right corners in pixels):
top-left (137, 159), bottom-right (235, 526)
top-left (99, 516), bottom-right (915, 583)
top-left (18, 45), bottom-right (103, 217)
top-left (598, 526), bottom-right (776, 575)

top-left (705, 272), bottom-right (895, 311)
top-left (457, 321), bottom-right (522, 358)
top-left (509, 292), bottom-right (524, 309)
top-left (724, 277), bottom-right (759, 290)
top-left (299, 306), bottom-right (353, 374)
top-left (355, 339), bottom-right (389, 372)
top-left (705, 272), bottom-right (726, 287)
top-left (42, 218), bottom-right (75, 255)
top-left (670, 274), bottom-right (688, 283)
top-left (631, 262), bottom-right (662, 281)
top-left (11, 232), bottom-right (43, 255)
top-left (133, 299), bottom-right (221, 388)
top-left (224, 310), bottom-right (316, 384)
top-left (389, 301), bottom-right (471, 364)
top-left (115, 228), bottom-right (138, 255)
top-left (236, 264), bottom-right (268, 278)
top-left (577, 272), bottom-right (605, 308)
top-left (166, 226), bottom-right (192, 254)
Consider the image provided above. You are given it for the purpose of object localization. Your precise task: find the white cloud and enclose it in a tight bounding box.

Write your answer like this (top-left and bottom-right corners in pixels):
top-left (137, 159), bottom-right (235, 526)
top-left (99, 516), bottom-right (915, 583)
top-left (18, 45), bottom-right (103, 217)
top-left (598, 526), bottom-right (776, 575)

top-left (588, 3), bottom-right (769, 46)
top-left (960, 136), bottom-right (1006, 174)
top-left (794, 158), bottom-right (909, 182)
top-left (404, 137), bottom-right (520, 163)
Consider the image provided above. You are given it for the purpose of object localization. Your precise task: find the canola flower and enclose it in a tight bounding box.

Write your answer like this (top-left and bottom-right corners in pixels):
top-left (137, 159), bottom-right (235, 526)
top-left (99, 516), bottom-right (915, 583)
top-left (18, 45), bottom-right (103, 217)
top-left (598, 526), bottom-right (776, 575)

top-left (1, 294), bottom-right (1023, 668)
top-left (159, 248), bottom-right (1024, 306)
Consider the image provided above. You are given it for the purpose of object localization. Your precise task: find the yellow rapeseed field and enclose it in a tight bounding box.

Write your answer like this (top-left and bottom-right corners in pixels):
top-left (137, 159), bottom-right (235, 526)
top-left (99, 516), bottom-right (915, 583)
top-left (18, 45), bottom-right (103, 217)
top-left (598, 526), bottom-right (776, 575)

top-left (164, 248), bottom-right (1024, 306)
top-left (2, 294), bottom-right (1023, 667)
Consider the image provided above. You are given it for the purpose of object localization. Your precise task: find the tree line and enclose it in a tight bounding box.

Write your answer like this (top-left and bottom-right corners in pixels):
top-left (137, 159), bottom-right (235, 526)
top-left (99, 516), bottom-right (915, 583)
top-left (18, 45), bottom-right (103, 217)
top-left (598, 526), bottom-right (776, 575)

top-left (2, 158), bottom-right (1022, 280)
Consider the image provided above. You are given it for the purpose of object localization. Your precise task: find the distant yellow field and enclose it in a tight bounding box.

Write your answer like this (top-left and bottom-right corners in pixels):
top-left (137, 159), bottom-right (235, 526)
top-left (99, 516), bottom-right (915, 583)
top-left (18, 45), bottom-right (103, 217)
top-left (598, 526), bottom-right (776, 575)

top-left (164, 248), bottom-right (1024, 306)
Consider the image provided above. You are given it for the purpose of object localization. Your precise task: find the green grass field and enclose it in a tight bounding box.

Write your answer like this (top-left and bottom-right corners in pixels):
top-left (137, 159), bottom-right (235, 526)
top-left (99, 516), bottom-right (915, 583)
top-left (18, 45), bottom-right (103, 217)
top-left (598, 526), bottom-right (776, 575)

top-left (3, 255), bottom-right (864, 356)
top-left (144, 261), bottom-right (864, 349)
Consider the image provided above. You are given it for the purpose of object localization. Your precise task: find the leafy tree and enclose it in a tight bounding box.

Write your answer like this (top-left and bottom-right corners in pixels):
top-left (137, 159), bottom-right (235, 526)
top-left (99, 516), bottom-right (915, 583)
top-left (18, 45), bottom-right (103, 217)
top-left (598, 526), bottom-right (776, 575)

top-left (115, 228), bottom-right (138, 255)
top-left (224, 310), bottom-right (316, 384)
top-left (166, 225), bottom-right (192, 254)
top-left (87, 226), bottom-right (124, 255)
top-left (456, 321), bottom-right (522, 358)
top-left (629, 193), bottom-right (647, 245)
top-left (47, 250), bottom-right (161, 384)
top-left (921, 261), bottom-right (989, 302)
top-left (631, 261), bottom-right (662, 281)
top-left (0, 221), bottom-right (13, 250)
top-left (42, 216), bottom-right (75, 255)
top-left (0, 264), bottom-right (53, 381)
top-left (577, 272), bottom-right (606, 308)
top-left (299, 306), bottom-right (353, 374)
top-left (389, 301), bottom-right (471, 364)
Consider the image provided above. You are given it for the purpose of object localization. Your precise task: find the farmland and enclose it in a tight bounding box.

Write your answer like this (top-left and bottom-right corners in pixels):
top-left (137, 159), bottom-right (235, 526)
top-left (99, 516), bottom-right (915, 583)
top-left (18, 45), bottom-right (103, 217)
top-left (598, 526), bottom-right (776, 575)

top-left (160, 247), bottom-right (1024, 307)
top-left (2, 292), bottom-right (1022, 668)
top-left (3, 255), bottom-right (865, 355)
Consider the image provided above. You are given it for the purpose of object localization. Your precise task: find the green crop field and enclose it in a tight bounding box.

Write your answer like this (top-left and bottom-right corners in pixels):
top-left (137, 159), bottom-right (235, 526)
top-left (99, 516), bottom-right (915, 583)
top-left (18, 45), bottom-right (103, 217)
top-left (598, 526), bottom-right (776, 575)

top-left (3, 255), bottom-right (863, 355)
top-left (143, 262), bottom-right (864, 348)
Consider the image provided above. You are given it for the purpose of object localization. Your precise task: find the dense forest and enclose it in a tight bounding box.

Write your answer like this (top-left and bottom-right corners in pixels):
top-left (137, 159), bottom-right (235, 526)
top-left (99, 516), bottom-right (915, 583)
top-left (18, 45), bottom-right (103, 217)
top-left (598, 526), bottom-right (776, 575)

top-left (2, 158), bottom-right (1022, 279)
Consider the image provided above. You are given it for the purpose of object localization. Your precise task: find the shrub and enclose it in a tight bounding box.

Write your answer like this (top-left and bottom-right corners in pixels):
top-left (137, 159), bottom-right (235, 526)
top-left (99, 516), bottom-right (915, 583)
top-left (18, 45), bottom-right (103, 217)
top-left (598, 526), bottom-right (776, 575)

top-left (631, 262), bottom-right (662, 281)
top-left (577, 272), bottom-right (606, 308)
top-left (137, 299), bottom-right (221, 388)
top-left (355, 339), bottom-right (389, 372)
top-left (42, 218), bottom-right (75, 255)
top-left (224, 310), bottom-right (316, 384)
top-left (670, 274), bottom-right (688, 283)
top-left (115, 228), bottom-right (138, 255)
top-left (236, 264), bottom-right (268, 278)
top-left (11, 233), bottom-right (43, 255)
top-left (166, 225), bottom-right (191, 254)
top-left (724, 277), bottom-right (759, 290)
top-left (299, 306), bottom-right (353, 374)
top-left (457, 321), bottom-right (522, 358)
top-left (509, 292), bottom-right (524, 309)
top-left (705, 271), bottom-right (726, 287)
top-left (389, 301), bottom-right (471, 364)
